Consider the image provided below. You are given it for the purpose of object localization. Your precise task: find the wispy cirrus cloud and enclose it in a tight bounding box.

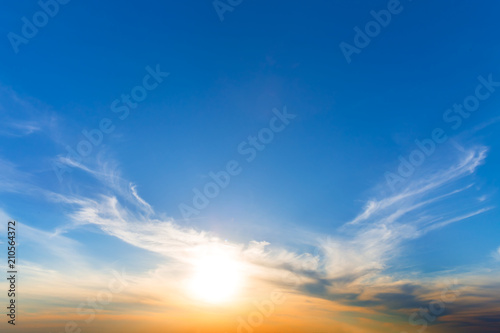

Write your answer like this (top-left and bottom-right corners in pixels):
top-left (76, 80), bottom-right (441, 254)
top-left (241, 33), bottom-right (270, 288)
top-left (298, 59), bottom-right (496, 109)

top-left (2, 127), bottom-right (498, 332)
top-left (0, 122), bottom-right (41, 137)
top-left (311, 146), bottom-right (493, 287)
top-left (346, 146), bottom-right (488, 227)
top-left (50, 145), bottom-right (493, 292)
top-left (0, 85), bottom-right (57, 138)
top-left (493, 247), bottom-right (500, 261)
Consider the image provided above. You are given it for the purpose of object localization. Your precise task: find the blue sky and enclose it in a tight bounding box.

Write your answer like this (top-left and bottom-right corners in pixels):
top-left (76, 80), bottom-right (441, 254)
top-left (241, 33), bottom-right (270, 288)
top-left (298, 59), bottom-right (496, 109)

top-left (1, 1), bottom-right (500, 332)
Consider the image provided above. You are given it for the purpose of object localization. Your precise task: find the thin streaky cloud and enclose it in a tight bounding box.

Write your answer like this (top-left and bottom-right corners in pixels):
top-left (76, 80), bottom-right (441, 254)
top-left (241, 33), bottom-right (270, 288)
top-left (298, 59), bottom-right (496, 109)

top-left (422, 207), bottom-right (495, 233)
top-left (345, 147), bottom-right (487, 227)
top-left (41, 145), bottom-right (491, 299)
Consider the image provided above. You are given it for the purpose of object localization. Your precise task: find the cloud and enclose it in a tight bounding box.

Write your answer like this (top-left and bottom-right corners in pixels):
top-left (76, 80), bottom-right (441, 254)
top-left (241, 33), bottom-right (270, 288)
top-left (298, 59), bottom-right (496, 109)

top-left (41, 145), bottom-right (495, 320)
top-left (0, 158), bottom-right (35, 194)
top-left (41, 146), bottom-right (495, 287)
top-left (304, 147), bottom-right (493, 291)
top-left (346, 146), bottom-right (488, 227)
top-left (0, 122), bottom-right (41, 137)
top-left (493, 247), bottom-right (500, 261)
top-left (1, 131), bottom-right (498, 332)
top-left (0, 85), bottom-right (55, 138)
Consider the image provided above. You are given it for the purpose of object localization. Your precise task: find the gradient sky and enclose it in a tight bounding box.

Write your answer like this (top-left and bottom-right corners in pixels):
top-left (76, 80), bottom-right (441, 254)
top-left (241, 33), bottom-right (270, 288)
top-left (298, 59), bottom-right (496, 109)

top-left (1, 1), bottom-right (500, 332)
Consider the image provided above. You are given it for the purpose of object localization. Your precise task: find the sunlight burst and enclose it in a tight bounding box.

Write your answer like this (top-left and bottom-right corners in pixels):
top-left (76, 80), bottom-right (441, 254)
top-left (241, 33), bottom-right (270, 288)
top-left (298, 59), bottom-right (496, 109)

top-left (187, 248), bottom-right (242, 304)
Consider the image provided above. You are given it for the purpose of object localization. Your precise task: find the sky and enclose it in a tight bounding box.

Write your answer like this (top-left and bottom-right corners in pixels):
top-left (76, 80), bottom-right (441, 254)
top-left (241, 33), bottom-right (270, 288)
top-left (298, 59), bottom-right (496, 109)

top-left (1, 0), bottom-right (500, 332)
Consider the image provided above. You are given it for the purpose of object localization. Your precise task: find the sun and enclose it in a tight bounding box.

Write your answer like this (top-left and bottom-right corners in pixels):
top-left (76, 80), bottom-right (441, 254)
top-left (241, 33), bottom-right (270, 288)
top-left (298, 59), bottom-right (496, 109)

top-left (187, 248), bottom-right (243, 304)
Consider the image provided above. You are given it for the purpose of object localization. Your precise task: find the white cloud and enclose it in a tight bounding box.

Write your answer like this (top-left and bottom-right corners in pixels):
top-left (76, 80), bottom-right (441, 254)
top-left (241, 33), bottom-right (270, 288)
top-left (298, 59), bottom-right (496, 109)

top-left (1, 140), bottom-right (496, 303)
top-left (46, 146), bottom-right (493, 296)
top-left (0, 86), bottom-right (55, 138)
top-left (493, 247), bottom-right (500, 261)
top-left (314, 146), bottom-right (495, 286)
top-left (346, 147), bottom-right (488, 227)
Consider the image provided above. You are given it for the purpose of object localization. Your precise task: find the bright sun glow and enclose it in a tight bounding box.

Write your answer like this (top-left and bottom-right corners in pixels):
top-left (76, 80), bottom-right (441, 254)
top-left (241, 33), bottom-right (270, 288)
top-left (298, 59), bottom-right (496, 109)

top-left (188, 248), bottom-right (242, 304)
